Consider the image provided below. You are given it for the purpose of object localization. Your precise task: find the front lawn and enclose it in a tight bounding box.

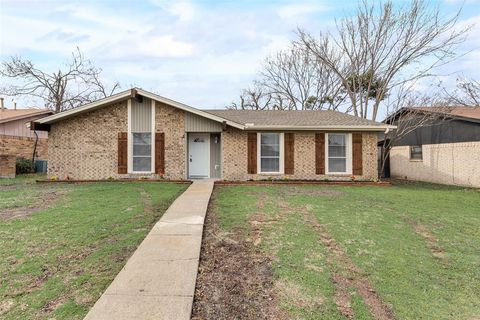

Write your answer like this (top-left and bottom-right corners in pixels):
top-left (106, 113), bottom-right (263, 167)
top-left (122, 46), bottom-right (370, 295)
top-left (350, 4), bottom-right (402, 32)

top-left (193, 182), bottom-right (480, 320)
top-left (0, 175), bottom-right (187, 319)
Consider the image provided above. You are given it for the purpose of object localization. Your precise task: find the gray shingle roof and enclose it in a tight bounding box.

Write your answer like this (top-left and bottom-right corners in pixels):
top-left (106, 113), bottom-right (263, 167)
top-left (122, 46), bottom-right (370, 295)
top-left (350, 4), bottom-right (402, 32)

top-left (204, 109), bottom-right (387, 129)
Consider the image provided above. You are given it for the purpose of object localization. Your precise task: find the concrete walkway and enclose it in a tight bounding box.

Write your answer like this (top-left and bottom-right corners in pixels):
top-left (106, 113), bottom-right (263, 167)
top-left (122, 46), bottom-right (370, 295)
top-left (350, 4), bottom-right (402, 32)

top-left (84, 180), bottom-right (214, 320)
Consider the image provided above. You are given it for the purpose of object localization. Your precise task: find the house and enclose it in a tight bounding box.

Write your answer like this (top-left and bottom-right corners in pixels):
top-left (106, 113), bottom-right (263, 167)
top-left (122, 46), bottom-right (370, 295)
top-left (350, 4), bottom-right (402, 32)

top-left (32, 88), bottom-right (394, 181)
top-left (383, 106), bottom-right (480, 188)
top-left (0, 98), bottom-right (53, 178)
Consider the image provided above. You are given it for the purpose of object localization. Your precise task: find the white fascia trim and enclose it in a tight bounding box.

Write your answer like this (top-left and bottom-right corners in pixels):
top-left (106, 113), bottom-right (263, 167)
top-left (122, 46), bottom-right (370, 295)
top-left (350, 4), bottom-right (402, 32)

top-left (37, 90), bottom-right (132, 124)
top-left (245, 125), bottom-right (396, 131)
top-left (136, 89), bottom-right (245, 130)
top-left (36, 88), bottom-right (245, 129)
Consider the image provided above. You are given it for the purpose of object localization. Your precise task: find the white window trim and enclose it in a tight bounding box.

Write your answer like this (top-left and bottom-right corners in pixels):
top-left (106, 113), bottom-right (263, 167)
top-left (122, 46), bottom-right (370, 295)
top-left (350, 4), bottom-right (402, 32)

top-left (127, 98), bottom-right (156, 174)
top-left (257, 132), bottom-right (284, 174)
top-left (151, 99), bottom-right (156, 172)
top-left (325, 133), bottom-right (352, 175)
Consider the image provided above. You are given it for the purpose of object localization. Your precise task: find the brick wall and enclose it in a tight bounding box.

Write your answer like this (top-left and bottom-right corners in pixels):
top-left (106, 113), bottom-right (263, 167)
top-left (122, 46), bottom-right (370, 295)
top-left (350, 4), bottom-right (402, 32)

top-left (0, 134), bottom-right (48, 159)
top-left (0, 155), bottom-right (16, 178)
top-left (47, 100), bottom-right (187, 180)
top-left (390, 142), bottom-right (480, 188)
top-left (221, 128), bottom-right (378, 181)
top-left (48, 101), bottom-right (128, 180)
top-left (155, 101), bottom-right (185, 179)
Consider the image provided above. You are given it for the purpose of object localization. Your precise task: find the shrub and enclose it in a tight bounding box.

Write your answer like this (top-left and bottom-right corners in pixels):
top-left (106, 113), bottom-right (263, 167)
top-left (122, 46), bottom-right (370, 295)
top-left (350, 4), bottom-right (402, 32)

top-left (16, 157), bottom-right (35, 174)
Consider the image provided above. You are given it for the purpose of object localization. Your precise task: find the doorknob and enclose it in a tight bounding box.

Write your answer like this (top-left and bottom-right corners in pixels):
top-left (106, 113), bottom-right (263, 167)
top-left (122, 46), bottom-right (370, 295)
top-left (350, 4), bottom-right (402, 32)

top-left (189, 155), bottom-right (192, 162)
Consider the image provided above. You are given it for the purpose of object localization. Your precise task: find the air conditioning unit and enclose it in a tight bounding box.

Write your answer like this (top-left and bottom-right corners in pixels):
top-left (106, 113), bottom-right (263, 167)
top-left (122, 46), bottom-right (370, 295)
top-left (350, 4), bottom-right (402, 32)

top-left (35, 160), bottom-right (48, 173)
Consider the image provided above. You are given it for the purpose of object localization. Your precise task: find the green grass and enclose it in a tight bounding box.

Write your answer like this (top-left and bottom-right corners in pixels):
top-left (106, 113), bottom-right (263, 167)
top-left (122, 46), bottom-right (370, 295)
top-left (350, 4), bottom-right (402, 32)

top-left (0, 177), bottom-right (187, 319)
top-left (211, 183), bottom-right (480, 320)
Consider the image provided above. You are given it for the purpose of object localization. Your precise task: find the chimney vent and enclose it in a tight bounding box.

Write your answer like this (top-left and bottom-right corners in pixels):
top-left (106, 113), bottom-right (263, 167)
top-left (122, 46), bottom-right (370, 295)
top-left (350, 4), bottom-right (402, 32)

top-left (0, 97), bottom-right (4, 111)
top-left (14, 101), bottom-right (17, 110)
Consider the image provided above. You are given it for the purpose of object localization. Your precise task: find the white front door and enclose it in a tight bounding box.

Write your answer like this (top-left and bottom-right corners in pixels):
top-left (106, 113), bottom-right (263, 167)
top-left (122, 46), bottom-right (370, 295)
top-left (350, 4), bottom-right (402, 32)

top-left (188, 133), bottom-right (210, 178)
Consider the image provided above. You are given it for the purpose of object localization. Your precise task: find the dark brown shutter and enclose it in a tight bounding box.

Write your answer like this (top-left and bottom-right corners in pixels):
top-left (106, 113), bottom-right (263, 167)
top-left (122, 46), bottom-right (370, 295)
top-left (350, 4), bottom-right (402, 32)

top-left (118, 132), bottom-right (128, 174)
top-left (352, 132), bottom-right (363, 175)
top-left (247, 133), bottom-right (257, 174)
top-left (315, 133), bottom-right (325, 175)
top-left (284, 133), bottom-right (294, 174)
top-left (155, 132), bottom-right (165, 175)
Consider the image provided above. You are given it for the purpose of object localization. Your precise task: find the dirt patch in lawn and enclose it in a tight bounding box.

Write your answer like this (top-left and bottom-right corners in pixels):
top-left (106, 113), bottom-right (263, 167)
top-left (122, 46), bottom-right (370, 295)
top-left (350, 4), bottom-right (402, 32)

top-left (279, 186), bottom-right (344, 197)
top-left (138, 188), bottom-right (153, 214)
top-left (0, 184), bottom-right (20, 191)
top-left (303, 207), bottom-right (395, 320)
top-left (192, 192), bottom-right (285, 320)
top-left (0, 190), bottom-right (69, 221)
top-left (408, 220), bottom-right (445, 259)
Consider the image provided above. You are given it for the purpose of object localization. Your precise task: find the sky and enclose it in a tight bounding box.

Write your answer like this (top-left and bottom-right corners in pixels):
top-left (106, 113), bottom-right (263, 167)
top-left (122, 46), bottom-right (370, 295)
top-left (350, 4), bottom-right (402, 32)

top-left (1, 0), bottom-right (480, 111)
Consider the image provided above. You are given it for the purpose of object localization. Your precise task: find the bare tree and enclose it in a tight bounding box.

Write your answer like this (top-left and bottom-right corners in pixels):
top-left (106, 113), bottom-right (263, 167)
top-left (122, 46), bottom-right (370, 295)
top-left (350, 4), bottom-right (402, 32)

top-left (445, 76), bottom-right (480, 107)
top-left (379, 85), bottom-right (452, 178)
top-left (298, 0), bottom-right (470, 121)
top-left (0, 48), bottom-right (120, 113)
top-left (229, 44), bottom-right (346, 110)
top-left (228, 85), bottom-right (278, 110)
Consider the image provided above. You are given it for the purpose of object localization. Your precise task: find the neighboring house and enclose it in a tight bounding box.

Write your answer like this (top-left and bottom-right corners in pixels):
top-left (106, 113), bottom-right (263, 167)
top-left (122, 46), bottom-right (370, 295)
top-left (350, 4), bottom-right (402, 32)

top-left (383, 106), bottom-right (480, 188)
top-left (0, 98), bottom-right (53, 177)
top-left (32, 88), bottom-right (393, 181)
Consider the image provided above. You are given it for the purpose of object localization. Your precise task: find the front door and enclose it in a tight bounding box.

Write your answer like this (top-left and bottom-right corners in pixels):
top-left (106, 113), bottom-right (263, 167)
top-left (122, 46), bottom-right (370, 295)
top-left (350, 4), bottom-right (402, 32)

top-left (188, 133), bottom-right (210, 178)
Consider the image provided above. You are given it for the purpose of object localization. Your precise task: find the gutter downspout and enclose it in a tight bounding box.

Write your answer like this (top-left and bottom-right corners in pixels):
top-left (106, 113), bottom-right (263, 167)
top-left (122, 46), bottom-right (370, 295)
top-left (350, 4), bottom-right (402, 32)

top-left (32, 130), bottom-right (38, 172)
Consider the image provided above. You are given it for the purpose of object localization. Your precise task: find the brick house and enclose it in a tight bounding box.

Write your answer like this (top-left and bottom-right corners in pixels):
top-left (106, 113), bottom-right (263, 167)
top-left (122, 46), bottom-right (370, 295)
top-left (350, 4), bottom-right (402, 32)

top-left (32, 88), bottom-right (394, 181)
top-left (381, 106), bottom-right (480, 188)
top-left (0, 98), bottom-right (52, 178)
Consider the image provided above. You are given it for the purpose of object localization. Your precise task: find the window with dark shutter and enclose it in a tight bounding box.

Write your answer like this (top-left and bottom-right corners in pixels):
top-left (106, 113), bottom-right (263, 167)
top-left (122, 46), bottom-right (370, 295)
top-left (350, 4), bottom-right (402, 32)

top-left (155, 132), bottom-right (165, 174)
top-left (352, 133), bottom-right (363, 175)
top-left (284, 133), bottom-right (294, 174)
top-left (118, 132), bottom-right (128, 174)
top-left (315, 133), bottom-right (325, 174)
top-left (247, 133), bottom-right (257, 174)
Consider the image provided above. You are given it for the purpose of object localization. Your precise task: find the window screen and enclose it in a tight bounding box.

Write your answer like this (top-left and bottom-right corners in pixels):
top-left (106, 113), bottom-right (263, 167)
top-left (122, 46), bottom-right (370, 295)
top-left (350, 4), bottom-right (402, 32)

top-left (133, 133), bottom-right (152, 172)
top-left (260, 133), bottom-right (280, 173)
top-left (328, 134), bottom-right (347, 173)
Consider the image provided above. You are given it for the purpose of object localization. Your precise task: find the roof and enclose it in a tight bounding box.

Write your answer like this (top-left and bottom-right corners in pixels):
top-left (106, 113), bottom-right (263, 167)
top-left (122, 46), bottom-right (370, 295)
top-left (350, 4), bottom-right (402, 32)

top-left (0, 108), bottom-right (53, 124)
top-left (415, 106), bottom-right (480, 121)
top-left (384, 106), bottom-right (480, 124)
top-left (205, 109), bottom-right (391, 131)
top-left (36, 87), bottom-right (394, 131)
top-left (37, 88), bottom-right (245, 130)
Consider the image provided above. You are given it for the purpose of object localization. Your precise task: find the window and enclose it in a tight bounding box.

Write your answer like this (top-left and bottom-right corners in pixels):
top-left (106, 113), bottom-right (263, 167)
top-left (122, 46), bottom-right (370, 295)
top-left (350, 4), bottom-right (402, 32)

top-left (133, 133), bottom-right (152, 171)
top-left (410, 145), bottom-right (423, 160)
top-left (326, 133), bottom-right (351, 174)
top-left (258, 133), bottom-right (283, 173)
top-left (129, 99), bottom-right (155, 173)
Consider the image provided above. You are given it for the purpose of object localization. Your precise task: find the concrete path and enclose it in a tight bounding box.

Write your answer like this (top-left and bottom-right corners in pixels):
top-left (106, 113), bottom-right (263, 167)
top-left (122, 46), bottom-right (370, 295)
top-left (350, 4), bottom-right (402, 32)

top-left (84, 180), bottom-right (214, 320)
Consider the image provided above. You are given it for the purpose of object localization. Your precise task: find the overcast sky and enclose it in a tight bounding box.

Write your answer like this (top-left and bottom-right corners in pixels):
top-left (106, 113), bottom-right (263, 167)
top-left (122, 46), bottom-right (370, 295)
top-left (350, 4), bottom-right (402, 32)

top-left (1, 0), bottom-right (479, 111)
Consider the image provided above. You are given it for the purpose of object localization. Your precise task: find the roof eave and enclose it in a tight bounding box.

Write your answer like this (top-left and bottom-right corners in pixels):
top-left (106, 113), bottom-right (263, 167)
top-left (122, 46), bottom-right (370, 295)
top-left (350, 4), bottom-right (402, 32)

top-left (36, 88), bottom-right (246, 130)
top-left (37, 90), bottom-right (132, 124)
top-left (0, 110), bottom-right (53, 124)
top-left (244, 125), bottom-right (396, 131)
